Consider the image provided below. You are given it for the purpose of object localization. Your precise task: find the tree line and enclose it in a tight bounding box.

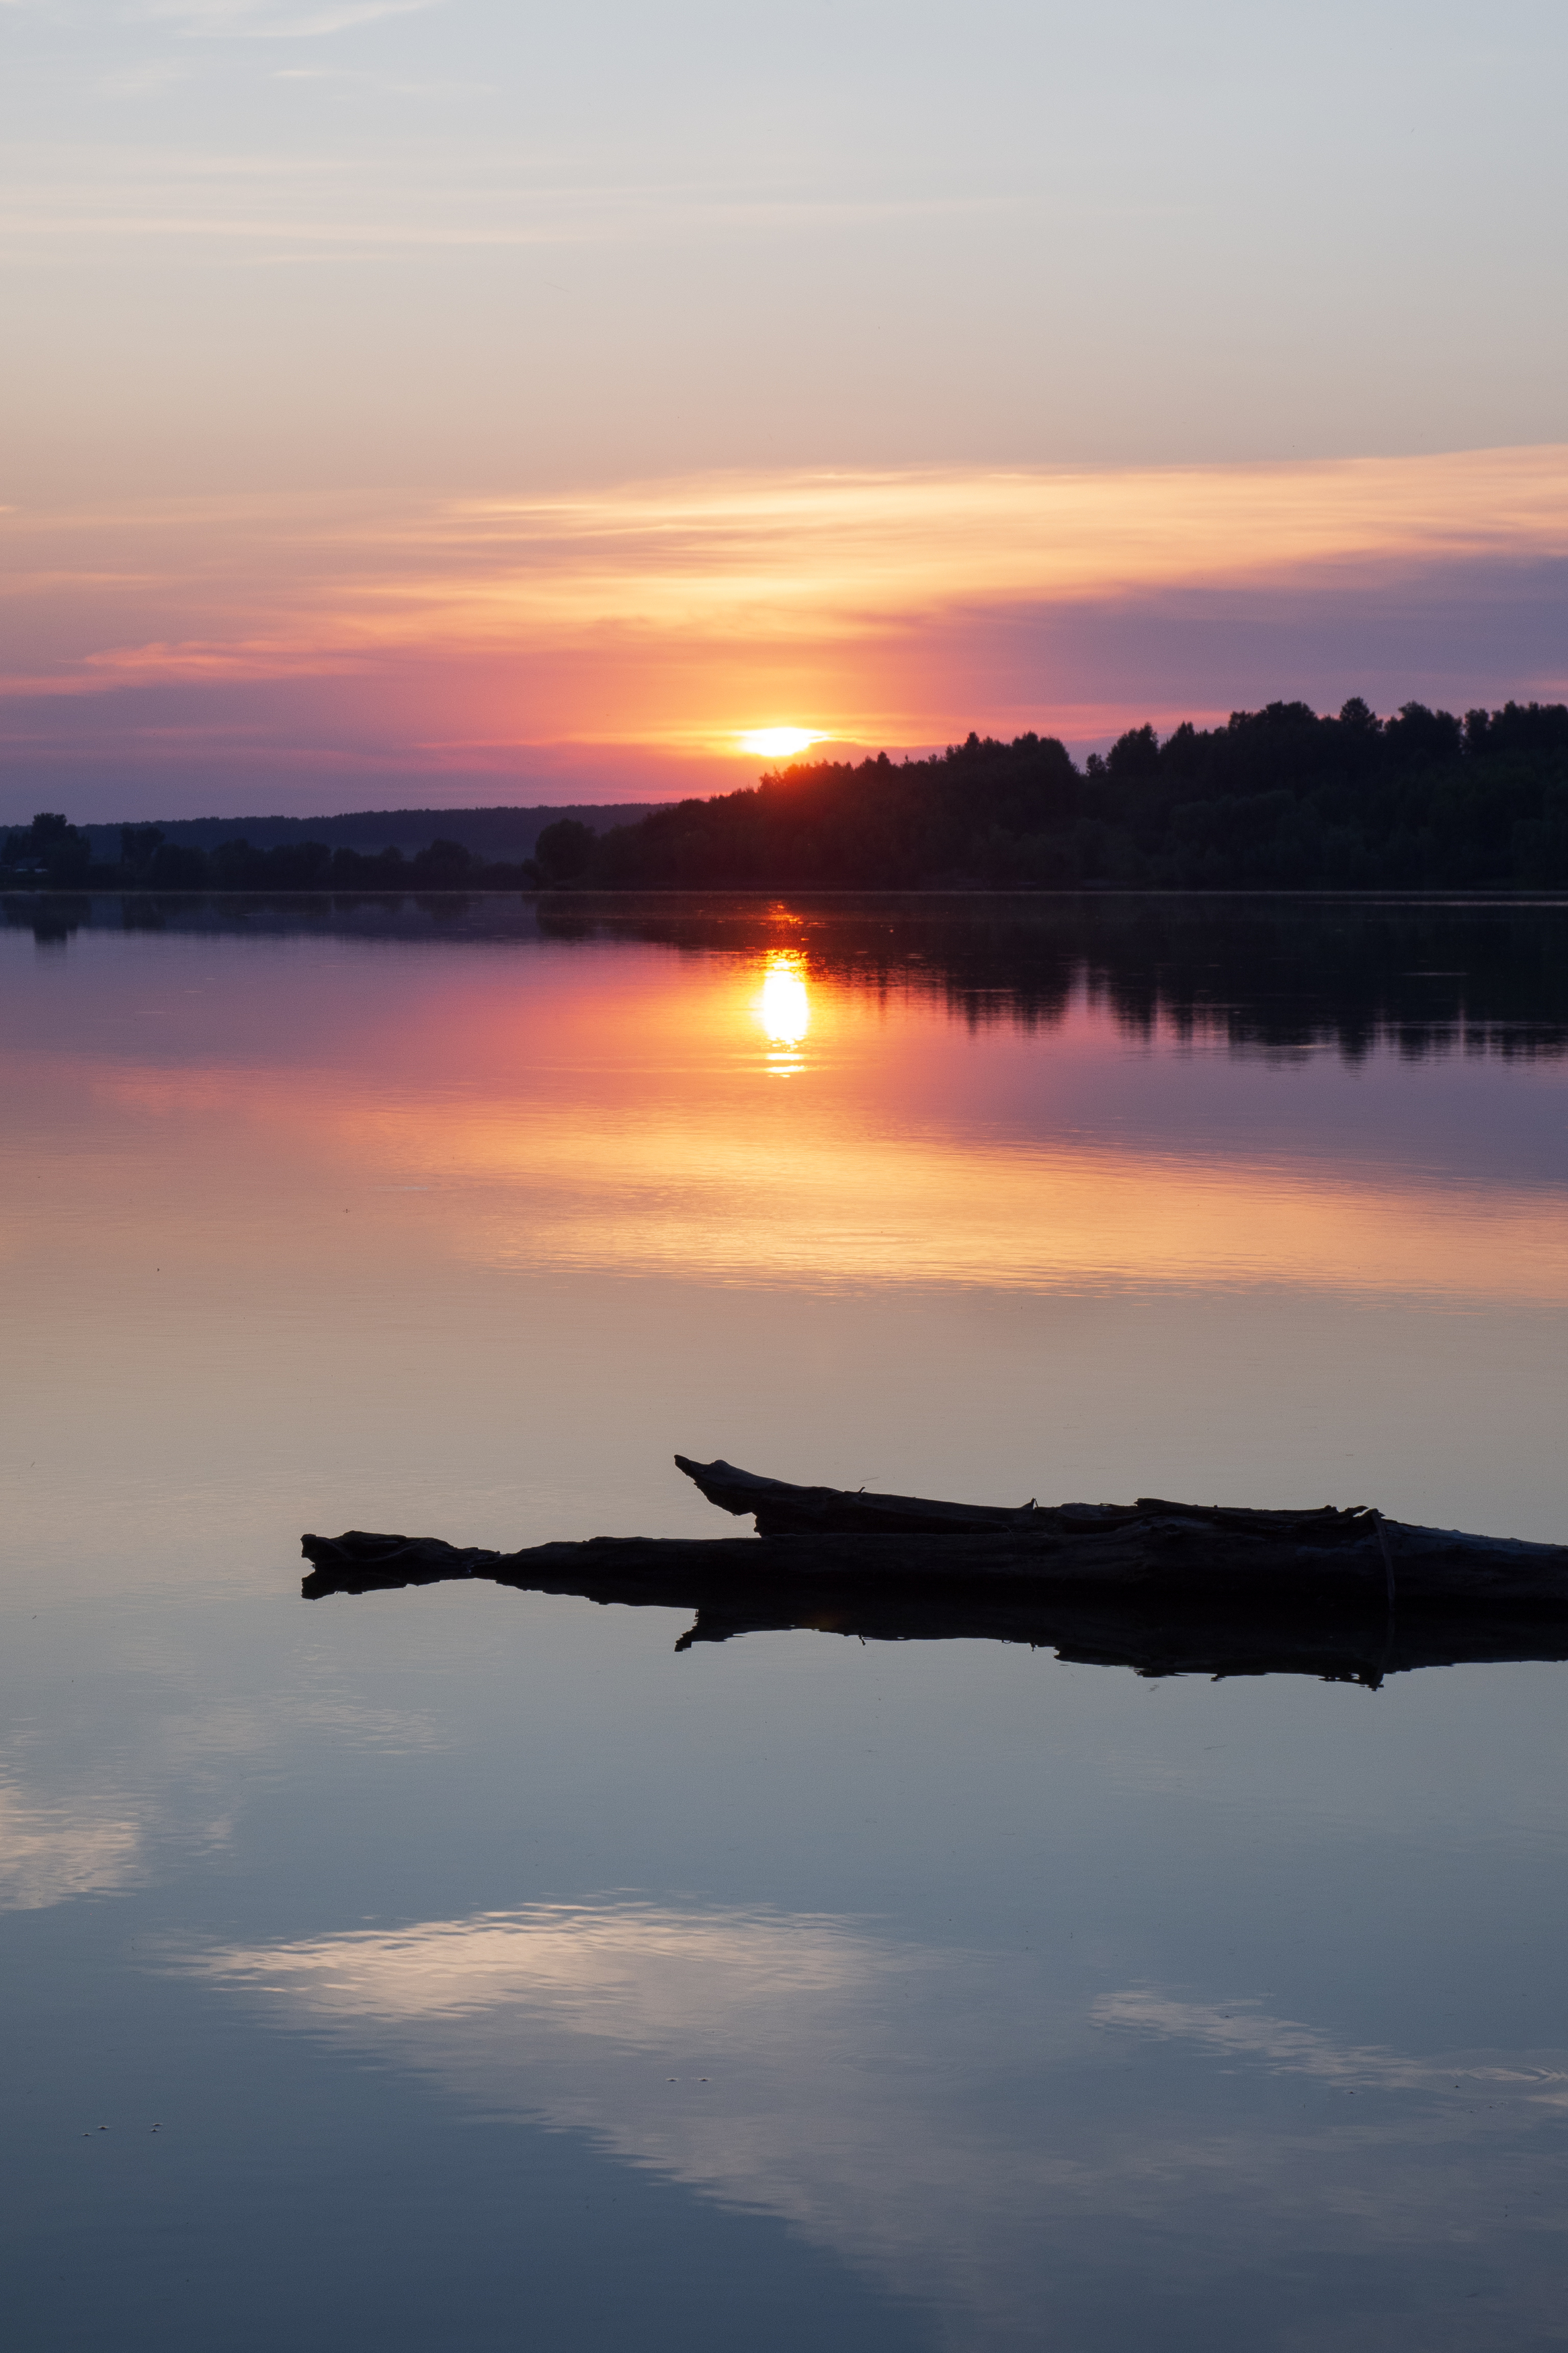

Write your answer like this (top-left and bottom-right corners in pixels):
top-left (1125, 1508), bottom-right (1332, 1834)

top-left (7, 697), bottom-right (1568, 894)
top-left (0, 817), bottom-right (532, 893)
top-left (552, 699), bottom-right (1568, 891)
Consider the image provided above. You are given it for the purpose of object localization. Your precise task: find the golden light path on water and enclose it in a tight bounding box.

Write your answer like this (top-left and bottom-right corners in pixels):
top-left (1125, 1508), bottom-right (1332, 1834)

top-left (4, 918), bottom-right (1566, 1564)
top-left (13, 946), bottom-right (1565, 1309)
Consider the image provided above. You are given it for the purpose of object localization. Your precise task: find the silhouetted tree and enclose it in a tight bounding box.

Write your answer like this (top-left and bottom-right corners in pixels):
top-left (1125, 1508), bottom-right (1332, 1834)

top-left (146, 842), bottom-right (210, 888)
top-left (532, 818), bottom-right (597, 884)
top-left (11, 696), bottom-right (1568, 898)
top-left (2, 812), bottom-right (92, 883)
top-left (410, 838), bottom-right (474, 884)
top-left (118, 824), bottom-right (166, 878)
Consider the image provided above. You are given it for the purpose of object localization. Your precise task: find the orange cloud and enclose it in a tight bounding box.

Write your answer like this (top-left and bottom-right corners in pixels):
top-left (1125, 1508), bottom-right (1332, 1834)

top-left (3, 446), bottom-right (1567, 802)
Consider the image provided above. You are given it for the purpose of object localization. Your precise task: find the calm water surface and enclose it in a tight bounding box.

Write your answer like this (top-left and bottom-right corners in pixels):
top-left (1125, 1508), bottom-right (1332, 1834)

top-left (3, 892), bottom-right (1567, 2351)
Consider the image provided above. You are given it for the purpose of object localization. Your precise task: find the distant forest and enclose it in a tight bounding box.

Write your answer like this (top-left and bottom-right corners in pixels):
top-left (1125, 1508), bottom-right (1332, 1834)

top-left (7, 699), bottom-right (1568, 893)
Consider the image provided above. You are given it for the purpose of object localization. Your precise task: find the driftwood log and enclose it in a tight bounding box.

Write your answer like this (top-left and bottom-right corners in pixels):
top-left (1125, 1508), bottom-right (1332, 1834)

top-left (299, 1458), bottom-right (1568, 1684)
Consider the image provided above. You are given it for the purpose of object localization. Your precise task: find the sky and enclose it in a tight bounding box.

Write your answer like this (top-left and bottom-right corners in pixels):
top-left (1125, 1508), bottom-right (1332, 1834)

top-left (2, 0), bottom-right (1566, 820)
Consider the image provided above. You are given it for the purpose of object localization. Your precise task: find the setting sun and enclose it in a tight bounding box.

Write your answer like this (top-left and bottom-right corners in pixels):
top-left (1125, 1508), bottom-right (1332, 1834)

top-left (736, 727), bottom-right (825, 758)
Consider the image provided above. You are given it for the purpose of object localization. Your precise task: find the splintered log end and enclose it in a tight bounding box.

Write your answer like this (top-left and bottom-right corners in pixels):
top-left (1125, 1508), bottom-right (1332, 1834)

top-left (673, 1455), bottom-right (760, 1517)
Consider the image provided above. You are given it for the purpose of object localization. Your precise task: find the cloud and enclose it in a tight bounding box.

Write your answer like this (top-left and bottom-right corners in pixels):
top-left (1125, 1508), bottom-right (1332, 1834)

top-left (1, 167), bottom-right (1012, 257)
top-left (16, 443), bottom-right (1568, 662)
top-left (97, 58), bottom-right (196, 95)
top-left (82, 637), bottom-right (363, 683)
top-left (251, 447), bottom-right (1563, 665)
top-left (4, 448), bottom-right (1567, 812)
top-left (138, 0), bottom-right (442, 37)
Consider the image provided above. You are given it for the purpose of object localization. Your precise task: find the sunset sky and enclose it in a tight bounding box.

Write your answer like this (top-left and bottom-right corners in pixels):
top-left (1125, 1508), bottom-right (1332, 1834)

top-left (3, 0), bottom-right (1565, 820)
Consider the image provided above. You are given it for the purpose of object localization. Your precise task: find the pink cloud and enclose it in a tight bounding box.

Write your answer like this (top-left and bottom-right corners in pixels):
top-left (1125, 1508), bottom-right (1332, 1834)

top-left (3, 448), bottom-right (1565, 818)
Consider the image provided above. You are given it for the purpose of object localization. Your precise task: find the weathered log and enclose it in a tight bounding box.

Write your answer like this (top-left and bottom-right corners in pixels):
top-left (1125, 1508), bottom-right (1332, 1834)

top-left (297, 1527), bottom-right (1568, 1684)
top-left (298, 1513), bottom-right (1568, 1613)
top-left (668, 1458), bottom-right (1568, 1603)
top-left (296, 1457), bottom-right (1568, 1681)
top-left (676, 1454), bottom-right (1389, 1546)
top-left (673, 1454), bottom-right (1051, 1536)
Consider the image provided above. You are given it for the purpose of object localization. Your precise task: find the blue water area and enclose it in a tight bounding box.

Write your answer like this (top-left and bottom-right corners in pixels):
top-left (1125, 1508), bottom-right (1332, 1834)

top-left (3, 892), bottom-right (1567, 2351)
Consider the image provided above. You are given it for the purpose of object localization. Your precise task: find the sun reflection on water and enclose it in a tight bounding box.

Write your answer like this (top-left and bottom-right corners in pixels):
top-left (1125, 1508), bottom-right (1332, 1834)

top-left (754, 954), bottom-right (811, 1068)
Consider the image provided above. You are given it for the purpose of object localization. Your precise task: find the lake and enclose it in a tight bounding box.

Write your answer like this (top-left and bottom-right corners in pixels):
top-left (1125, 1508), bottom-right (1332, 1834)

top-left (3, 889), bottom-right (1567, 2351)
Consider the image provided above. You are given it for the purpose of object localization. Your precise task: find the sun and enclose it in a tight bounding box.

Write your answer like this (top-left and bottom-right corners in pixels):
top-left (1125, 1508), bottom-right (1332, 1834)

top-left (736, 727), bottom-right (825, 758)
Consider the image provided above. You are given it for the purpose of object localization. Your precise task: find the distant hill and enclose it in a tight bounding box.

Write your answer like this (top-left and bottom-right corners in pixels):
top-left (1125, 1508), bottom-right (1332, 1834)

top-left (79, 803), bottom-right (656, 863)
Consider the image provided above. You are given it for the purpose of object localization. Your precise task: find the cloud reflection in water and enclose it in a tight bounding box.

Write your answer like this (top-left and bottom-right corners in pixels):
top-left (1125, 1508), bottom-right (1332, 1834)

top-left (0, 1786), bottom-right (143, 1911)
top-left (192, 1899), bottom-right (1568, 2345)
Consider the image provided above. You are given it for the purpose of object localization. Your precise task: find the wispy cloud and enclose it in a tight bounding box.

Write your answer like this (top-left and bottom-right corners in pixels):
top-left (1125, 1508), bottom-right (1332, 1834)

top-left (138, 0), bottom-right (442, 37)
top-left (81, 637), bottom-right (363, 683)
top-left (4, 448), bottom-right (1566, 805)
top-left (402, 446), bottom-right (1568, 637)
top-left (97, 58), bottom-right (197, 95)
top-left (18, 443), bottom-right (1568, 645)
top-left (0, 167), bottom-right (1005, 258)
